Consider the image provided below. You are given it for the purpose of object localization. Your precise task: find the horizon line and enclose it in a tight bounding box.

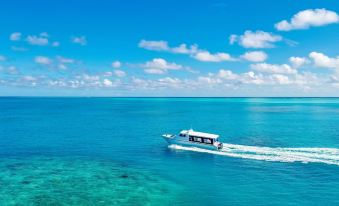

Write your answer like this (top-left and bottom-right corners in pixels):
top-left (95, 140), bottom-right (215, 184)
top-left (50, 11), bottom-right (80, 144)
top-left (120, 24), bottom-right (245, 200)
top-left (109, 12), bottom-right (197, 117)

top-left (1, 96), bottom-right (339, 98)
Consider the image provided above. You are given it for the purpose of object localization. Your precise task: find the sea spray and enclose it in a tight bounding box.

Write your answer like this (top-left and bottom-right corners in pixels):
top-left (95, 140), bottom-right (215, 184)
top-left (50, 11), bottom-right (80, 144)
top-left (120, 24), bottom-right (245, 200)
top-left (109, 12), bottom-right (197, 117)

top-left (169, 143), bottom-right (339, 166)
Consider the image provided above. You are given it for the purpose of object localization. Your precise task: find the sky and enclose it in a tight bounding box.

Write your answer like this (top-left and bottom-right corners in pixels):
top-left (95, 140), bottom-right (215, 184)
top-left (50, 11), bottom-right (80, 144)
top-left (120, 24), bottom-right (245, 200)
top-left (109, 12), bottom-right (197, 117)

top-left (0, 0), bottom-right (339, 96)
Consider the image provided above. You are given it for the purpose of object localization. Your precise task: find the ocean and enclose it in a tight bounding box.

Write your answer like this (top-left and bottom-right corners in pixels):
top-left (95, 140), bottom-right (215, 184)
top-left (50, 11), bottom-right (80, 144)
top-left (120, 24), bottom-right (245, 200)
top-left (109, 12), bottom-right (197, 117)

top-left (0, 97), bottom-right (338, 205)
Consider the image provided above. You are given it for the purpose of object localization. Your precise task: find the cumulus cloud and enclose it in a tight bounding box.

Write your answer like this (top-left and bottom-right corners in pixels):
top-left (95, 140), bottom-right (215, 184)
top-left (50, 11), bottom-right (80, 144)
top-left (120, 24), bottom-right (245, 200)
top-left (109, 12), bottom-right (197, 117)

top-left (158, 77), bottom-right (182, 85)
top-left (112, 61), bottom-right (121, 69)
top-left (0, 67), bottom-right (326, 93)
top-left (130, 77), bottom-right (185, 90)
top-left (138, 39), bottom-right (232, 62)
top-left (72, 36), bottom-right (87, 45)
top-left (0, 75), bottom-right (40, 87)
top-left (142, 58), bottom-right (183, 74)
top-left (11, 46), bottom-right (28, 52)
top-left (216, 69), bottom-right (238, 80)
top-left (275, 9), bottom-right (339, 31)
top-left (0, 65), bottom-right (19, 75)
top-left (22, 75), bottom-right (37, 82)
top-left (193, 51), bottom-right (234, 62)
top-left (251, 63), bottom-right (297, 74)
top-left (7, 66), bottom-right (19, 75)
top-left (241, 51), bottom-right (268, 62)
top-left (26, 33), bottom-right (49, 46)
top-left (114, 70), bottom-right (126, 77)
top-left (138, 39), bottom-right (198, 54)
top-left (138, 40), bottom-right (169, 51)
top-left (171, 44), bottom-right (198, 54)
top-left (34, 56), bottom-right (76, 70)
top-left (289, 57), bottom-right (308, 68)
top-left (103, 79), bottom-right (113, 87)
top-left (229, 30), bottom-right (282, 48)
top-left (57, 56), bottom-right (75, 64)
top-left (43, 74), bottom-right (122, 89)
top-left (309, 52), bottom-right (339, 70)
top-left (35, 56), bottom-right (52, 65)
top-left (10, 32), bottom-right (22, 41)
top-left (197, 69), bottom-right (322, 88)
top-left (55, 56), bottom-right (75, 70)
top-left (229, 35), bottom-right (237, 45)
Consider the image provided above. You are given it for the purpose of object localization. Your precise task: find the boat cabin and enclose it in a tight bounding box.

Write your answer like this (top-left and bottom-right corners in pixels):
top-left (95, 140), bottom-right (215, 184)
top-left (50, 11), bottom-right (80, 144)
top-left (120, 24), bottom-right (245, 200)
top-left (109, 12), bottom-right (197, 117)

top-left (179, 129), bottom-right (219, 145)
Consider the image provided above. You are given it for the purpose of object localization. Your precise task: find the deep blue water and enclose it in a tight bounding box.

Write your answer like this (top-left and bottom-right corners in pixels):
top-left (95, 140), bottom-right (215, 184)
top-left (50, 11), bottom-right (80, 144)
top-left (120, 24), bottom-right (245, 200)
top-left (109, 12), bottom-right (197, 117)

top-left (0, 97), bottom-right (338, 205)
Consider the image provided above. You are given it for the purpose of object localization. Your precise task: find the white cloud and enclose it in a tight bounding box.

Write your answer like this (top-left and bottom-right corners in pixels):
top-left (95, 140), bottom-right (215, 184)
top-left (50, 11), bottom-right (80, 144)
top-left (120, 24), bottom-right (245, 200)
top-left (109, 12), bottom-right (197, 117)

top-left (82, 74), bottom-right (100, 81)
top-left (157, 77), bottom-right (183, 89)
top-left (275, 9), bottom-right (339, 31)
top-left (57, 56), bottom-right (75, 64)
top-left (103, 72), bottom-right (113, 77)
top-left (72, 36), bottom-right (87, 45)
top-left (7, 66), bottom-right (19, 75)
top-left (241, 51), bottom-right (268, 62)
top-left (43, 74), bottom-right (122, 89)
top-left (138, 40), bottom-right (198, 54)
top-left (143, 58), bottom-right (183, 74)
top-left (11, 46), bottom-right (28, 52)
top-left (114, 70), bottom-right (126, 77)
top-left (309, 52), bottom-right (339, 69)
top-left (229, 34), bottom-right (238, 44)
top-left (216, 69), bottom-right (238, 80)
top-left (138, 39), bottom-right (233, 62)
top-left (22, 75), bottom-right (37, 82)
top-left (138, 40), bottom-right (169, 51)
top-left (103, 79), bottom-right (113, 87)
top-left (10, 32), bottom-right (22, 41)
top-left (289, 57), bottom-right (308, 68)
top-left (251, 63), bottom-right (297, 74)
top-left (193, 51), bottom-right (234, 62)
top-left (240, 71), bottom-right (266, 85)
top-left (35, 56), bottom-right (52, 65)
top-left (58, 64), bottom-right (67, 70)
top-left (269, 74), bottom-right (290, 85)
top-left (130, 77), bottom-right (184, 90)
top-left (158, 77), bottom-right (182, 84)
top-left (0, 65), bottom-right (19, 75)
top-left (197, 69), bottom-right (323, 88)
top-left (229, 30), bottom-right (282, 48)
top-left (26, 33), bottom-right (49, 46)
top-left (112, 61), bottom-right (121, 68)
top-left (33, 56), bottom-right (75, 70)
top-left (171, 44), bottom-right (198, 54)
top-left (33, 55), bottom-right (77, 71)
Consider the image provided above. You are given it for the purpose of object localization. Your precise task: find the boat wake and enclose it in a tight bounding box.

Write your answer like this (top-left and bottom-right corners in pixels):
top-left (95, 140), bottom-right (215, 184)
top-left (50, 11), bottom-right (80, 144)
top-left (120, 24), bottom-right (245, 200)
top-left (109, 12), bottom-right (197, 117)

top-left (169, 143), bottom-right (339, 166)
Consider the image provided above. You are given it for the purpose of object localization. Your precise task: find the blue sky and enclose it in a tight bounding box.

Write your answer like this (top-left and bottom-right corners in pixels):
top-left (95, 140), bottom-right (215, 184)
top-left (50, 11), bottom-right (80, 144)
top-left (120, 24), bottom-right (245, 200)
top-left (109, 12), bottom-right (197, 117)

top-left (0, 0), bottom-right (339, 96)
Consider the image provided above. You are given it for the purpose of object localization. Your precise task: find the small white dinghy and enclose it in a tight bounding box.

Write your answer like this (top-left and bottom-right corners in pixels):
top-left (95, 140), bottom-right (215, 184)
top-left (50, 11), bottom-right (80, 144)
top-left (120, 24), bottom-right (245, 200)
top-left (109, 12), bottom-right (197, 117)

top-left (162, 129), bottom-right (223, 150)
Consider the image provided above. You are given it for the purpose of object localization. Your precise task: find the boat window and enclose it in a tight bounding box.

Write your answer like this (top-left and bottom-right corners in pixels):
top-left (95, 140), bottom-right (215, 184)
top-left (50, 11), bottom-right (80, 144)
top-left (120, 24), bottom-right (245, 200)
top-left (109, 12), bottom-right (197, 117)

top-left (203, 138), bottom-right (212, 144)
top-left (193, 137), bottom-right (202, 142)
top-left (179, 133), bottom-right (185, 137)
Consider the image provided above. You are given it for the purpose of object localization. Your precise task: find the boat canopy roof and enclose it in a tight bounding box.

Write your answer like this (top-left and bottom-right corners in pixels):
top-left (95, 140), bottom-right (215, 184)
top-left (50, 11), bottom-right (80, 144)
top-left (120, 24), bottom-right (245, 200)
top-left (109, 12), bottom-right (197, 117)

top-left (180, 129), bottom-right (219, 139)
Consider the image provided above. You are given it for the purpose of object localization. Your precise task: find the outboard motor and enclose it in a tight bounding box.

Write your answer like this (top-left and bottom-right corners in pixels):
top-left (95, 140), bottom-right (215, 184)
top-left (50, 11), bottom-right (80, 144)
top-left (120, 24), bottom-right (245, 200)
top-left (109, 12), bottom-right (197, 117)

top-left (218, 142), bottom-right (223, 150)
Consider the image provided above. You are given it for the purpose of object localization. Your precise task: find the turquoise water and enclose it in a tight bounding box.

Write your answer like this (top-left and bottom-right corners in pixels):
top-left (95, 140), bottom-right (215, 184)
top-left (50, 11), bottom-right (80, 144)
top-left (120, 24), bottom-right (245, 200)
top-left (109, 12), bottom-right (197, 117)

top-left (0, 97), bottom-right (339, 205)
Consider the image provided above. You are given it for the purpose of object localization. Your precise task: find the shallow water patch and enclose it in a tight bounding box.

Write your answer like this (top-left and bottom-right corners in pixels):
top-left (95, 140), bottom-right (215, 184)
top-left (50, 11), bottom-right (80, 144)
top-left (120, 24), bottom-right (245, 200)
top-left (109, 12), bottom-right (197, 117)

top-left (0, 156), bottom-right (181, 206)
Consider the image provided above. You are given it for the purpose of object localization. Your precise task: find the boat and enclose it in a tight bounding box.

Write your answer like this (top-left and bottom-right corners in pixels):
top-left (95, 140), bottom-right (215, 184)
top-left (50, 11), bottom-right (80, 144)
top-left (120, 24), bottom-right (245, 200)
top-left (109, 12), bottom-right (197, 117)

top-left (162, 129), bottom-right (223, 150)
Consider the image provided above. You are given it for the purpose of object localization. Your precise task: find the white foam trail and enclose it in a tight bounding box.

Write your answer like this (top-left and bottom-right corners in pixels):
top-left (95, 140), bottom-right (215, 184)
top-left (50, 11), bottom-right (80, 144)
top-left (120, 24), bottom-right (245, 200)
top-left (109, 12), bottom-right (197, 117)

top-left (168, 143), bottom-right (339, 166)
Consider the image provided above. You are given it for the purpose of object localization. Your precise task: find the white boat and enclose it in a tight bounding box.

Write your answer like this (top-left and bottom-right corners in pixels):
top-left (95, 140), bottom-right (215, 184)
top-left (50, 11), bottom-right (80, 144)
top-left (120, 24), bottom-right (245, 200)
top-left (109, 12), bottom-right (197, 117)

top-left (162, 129), bottom-right (223, 150)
